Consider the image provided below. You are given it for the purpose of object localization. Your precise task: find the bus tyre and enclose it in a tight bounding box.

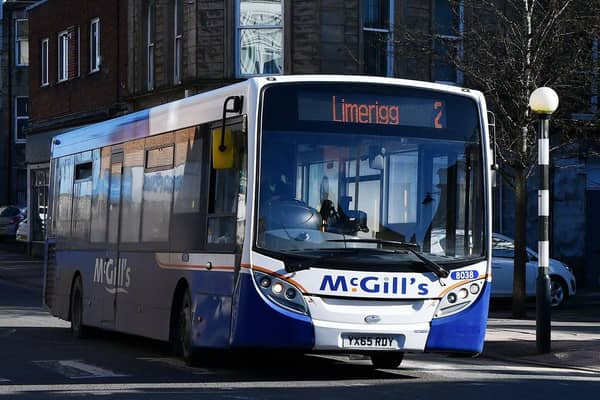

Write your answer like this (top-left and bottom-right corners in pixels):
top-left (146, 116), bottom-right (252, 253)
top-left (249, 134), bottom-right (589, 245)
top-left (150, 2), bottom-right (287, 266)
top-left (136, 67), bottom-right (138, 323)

top-left (70, 277), bottom-right (89, 339)
top-left (175, 290), bottom-right (198, 365)
top-left (370, 352), bottom-right (404, 369)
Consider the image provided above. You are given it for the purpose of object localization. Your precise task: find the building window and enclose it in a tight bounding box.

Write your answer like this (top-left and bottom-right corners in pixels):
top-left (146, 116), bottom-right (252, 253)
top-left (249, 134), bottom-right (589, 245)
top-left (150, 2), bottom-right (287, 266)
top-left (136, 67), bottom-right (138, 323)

top-left (14, 97), bottom-right (29, 143)
top-left (15, 19), bottom-right (29, 66)
top-left (41, 38), bottom-right (49, 86)
top-left (433, 0), bottom-right (464, 85)
top-left (174, 0), bottom-right (183, 84)
top-left (592, 37), bottom-right (598, 114)
top-left (90, 18), bottom-right (100, 72)
top-left (58, 30), bottom-right (69, 81)
top-left (58, 27), bottom-right (80, 82)
top-left (237, 0), bottom-right (283, 76)
top-left (147, 1), bottom-right (155, 90)
top-left (363, 0), bottom-right (393, 77)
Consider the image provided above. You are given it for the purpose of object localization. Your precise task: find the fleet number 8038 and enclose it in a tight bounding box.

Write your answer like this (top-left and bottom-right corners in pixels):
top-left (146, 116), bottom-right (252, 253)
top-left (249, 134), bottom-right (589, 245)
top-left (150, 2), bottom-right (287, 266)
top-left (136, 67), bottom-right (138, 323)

top-left (450, 270), bottom-right (479, 280)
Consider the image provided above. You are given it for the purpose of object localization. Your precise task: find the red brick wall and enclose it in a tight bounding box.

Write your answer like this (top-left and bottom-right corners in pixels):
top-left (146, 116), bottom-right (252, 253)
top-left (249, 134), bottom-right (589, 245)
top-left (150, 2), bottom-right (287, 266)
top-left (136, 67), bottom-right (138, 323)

top-left (28, 0), bottom-right (128, 122)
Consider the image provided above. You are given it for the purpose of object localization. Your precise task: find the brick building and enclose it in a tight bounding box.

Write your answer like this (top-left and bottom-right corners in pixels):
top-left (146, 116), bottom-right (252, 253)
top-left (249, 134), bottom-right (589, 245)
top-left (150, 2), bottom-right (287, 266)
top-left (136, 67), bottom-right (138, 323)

top-left (126, 0), bottom-right (460, 111)
top-left (21, 0), bottom-right (599, 287)
top-left (26, 0), bottom-right (128, 246)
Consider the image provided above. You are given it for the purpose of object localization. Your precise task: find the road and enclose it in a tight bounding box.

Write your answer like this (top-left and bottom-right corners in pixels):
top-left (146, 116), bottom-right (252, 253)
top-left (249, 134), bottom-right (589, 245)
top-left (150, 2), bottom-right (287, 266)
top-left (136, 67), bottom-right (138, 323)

top-left (1, 280), bottom-right (600, 399)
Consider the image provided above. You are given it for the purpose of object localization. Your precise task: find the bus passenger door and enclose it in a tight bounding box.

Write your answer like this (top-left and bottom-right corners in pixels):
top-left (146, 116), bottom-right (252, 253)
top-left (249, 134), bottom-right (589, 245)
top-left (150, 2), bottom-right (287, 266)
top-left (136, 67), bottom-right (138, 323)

top-left (102, 151), bottom-right (124, 326)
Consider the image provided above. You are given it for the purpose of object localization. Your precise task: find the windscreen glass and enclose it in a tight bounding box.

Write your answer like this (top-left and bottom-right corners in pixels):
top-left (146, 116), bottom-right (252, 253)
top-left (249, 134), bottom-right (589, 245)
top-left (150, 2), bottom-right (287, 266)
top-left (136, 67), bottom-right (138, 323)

top-left (257, 83), bottom-right (485, 269)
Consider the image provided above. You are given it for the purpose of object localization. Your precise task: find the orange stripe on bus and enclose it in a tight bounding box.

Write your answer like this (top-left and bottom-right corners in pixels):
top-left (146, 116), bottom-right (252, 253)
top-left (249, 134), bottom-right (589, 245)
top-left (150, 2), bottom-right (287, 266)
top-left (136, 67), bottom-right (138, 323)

top-left (438, 275), bottom-right (489, 297)
top-left (156, 260), bottom-right (235, 271)
top-left (249, 265), bottom-right (308, 294)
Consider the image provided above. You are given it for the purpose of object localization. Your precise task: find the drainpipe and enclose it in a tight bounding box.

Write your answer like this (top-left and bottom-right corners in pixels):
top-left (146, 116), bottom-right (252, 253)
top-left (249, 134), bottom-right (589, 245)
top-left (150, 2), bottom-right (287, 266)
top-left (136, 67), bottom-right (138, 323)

top-left (116, 0), bottom-right (121, 109)
top-left (7, 9), bottom-right (13, 205)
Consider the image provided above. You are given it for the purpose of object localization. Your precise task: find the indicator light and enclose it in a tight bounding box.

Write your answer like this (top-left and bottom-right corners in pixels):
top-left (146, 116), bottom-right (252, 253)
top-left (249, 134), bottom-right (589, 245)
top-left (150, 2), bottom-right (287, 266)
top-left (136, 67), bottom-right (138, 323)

top-left (259, 277), bottom-right (271, 288)
top-left (447, 292), bottom-right (457, 304)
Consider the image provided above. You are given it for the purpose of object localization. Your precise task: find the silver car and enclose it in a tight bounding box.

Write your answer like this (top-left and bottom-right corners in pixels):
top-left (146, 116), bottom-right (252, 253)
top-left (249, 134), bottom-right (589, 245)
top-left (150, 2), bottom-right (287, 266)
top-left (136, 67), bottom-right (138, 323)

top-left (0, 206), bottom-right (27, 239)
top-left (491, 233), bottom-right (576, 308)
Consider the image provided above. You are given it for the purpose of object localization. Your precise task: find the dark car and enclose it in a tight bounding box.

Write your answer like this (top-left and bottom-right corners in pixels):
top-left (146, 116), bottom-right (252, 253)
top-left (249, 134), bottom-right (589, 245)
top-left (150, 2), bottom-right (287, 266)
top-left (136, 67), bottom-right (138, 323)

top-left (0, 206), bottom-right (27, 239)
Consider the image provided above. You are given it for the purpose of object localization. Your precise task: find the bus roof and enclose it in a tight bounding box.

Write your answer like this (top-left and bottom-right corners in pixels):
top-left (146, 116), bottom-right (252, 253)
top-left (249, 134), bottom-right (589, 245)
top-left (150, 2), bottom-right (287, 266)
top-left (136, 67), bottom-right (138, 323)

top-left (51, 75), bottom-right (485, 159)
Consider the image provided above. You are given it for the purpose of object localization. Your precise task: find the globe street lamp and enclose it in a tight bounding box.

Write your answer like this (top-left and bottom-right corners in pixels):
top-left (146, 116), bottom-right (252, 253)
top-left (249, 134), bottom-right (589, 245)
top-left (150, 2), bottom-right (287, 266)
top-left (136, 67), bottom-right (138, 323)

top-left (529, 87), bottom-right (559, 354)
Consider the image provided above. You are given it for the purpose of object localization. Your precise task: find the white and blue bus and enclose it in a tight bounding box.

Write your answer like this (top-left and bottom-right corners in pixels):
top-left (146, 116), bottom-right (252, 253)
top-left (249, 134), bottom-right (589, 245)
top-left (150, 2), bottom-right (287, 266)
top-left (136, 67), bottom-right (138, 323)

top-left (44, 75), bottom-right (492, 368)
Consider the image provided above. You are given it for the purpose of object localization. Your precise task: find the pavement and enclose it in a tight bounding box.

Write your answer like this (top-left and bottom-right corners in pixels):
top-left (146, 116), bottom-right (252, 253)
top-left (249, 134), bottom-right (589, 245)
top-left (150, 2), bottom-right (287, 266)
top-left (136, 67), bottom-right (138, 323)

top-left (484, 290), bottom-right (600, 373)
top-left (0, 241), bottom-right (599, 372)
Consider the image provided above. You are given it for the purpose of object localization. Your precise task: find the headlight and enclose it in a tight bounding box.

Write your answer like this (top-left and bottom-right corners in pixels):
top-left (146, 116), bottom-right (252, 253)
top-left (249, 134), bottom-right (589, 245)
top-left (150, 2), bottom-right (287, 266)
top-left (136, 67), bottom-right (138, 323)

top-left (434, 279), bottom-right (485, 318)
top-left (253, 271), bottom-right (309, 315)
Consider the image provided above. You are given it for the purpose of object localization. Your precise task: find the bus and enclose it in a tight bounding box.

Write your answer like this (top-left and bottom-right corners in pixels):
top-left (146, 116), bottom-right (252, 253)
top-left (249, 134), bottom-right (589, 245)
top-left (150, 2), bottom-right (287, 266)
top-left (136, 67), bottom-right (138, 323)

top-left (44, 75), bottom-right (492, 369)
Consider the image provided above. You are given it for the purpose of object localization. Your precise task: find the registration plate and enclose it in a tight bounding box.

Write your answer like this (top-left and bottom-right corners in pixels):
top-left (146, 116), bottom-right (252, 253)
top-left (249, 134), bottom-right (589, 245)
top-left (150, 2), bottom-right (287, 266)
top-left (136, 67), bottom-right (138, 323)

top-left (342, 335), bottom-right (400, 349)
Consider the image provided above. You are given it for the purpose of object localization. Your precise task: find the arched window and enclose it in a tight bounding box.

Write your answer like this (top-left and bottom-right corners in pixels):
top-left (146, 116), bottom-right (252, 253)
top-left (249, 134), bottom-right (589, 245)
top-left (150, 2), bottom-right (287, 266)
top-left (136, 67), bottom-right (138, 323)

top-left (237, 0), bottom-right (283, 77)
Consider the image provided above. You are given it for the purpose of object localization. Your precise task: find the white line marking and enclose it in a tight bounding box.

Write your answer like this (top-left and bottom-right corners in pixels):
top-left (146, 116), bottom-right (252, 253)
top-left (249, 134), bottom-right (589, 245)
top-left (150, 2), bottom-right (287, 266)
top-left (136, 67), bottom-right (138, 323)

top-left (137, 357), bottom-right (212, 374)
top-left (33, 360), bottom-right (128, 379)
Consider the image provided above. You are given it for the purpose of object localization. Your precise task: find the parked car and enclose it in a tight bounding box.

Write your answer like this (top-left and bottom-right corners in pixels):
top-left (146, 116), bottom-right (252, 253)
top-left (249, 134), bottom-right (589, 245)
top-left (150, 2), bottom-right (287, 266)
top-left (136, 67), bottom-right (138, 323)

top-left (16, 218), bottom-right (29, 242)
top-left (0, 206), bottom-right (27, 240)
top-left (491, 233), bottom-right (576, 308)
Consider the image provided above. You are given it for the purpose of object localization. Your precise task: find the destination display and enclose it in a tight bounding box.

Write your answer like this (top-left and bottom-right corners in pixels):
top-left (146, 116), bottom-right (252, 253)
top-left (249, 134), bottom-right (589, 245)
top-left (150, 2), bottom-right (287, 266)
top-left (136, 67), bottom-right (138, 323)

top-left (298, 91), bottom-right (446, 129)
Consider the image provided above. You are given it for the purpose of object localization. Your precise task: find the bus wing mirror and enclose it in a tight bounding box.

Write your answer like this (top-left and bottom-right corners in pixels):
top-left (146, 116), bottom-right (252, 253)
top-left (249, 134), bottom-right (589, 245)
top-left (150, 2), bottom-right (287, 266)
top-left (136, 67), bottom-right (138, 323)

top-left (213, 95), bottom-right (244, 170)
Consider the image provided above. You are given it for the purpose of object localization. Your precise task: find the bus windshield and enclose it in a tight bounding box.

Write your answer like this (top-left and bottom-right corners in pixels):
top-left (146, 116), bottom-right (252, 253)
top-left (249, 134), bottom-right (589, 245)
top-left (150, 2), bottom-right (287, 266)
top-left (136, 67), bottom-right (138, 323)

top-left (256, 83), bottom-right (485, 269)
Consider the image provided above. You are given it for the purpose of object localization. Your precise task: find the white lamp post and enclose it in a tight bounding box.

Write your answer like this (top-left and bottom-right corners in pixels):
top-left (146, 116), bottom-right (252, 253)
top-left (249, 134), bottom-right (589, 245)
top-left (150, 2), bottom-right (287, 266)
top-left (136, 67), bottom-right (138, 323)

top-left (529, 87), bottom-right (559, 354)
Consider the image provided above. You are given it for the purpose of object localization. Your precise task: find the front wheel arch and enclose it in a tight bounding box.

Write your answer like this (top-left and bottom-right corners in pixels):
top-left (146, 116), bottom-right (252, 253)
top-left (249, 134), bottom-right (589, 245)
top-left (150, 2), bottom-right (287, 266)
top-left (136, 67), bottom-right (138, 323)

top-left (170, 278), bottom-right (201, 365)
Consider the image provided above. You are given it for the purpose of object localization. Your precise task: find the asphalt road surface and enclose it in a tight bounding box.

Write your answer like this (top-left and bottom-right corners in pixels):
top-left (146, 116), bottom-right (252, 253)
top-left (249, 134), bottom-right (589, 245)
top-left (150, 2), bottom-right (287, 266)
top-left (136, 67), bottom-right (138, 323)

top-left (1, 280), bottom-right (600, 400)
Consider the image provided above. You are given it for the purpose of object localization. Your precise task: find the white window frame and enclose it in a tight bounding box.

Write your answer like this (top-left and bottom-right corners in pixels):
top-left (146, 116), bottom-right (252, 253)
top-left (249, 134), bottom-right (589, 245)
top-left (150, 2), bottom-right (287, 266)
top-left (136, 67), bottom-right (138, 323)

top-left (58, 30), bottom-right (69, 82)
top-left (15, 19), bottom-right (29, 66)
top-left (592, 37), bottom-right (598, 114)
top-left (90, 18), bottom-right (100, 73)
top-left (433, 0), bottom-right (464, 86)
top-left (147, 2), bottom-right (155, 90)
top-left (174, 0), bottom-right (182, 84)
top-left (14, 96), bottom-right (29, 144)
top-left (362, 0), bottom-right (394, 77)
top-left (235, 0), bottom-right (284, 78)
top-left (41, 38), bottom-right (49, 86)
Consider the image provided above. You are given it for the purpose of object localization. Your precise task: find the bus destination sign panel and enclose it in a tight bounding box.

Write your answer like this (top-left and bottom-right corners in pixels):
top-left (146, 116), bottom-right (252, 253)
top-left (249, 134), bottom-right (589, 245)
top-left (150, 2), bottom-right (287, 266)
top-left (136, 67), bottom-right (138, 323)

top-left (298, 91), bottom-right (446, 129)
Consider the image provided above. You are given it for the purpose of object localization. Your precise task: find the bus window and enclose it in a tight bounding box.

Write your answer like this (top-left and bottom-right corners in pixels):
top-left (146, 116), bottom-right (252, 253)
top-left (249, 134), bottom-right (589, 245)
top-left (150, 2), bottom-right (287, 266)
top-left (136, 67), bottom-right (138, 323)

top-left (90, 148), bottom-right (110, 244)
top-left (141, 134), bottom-right (174, 246)
top-left (55, 155), bottom-right (74, 247)
top-left (171, 126), bottom-right (205, 251)
top-left (71, 151), bottom-right (93, 245)
top-left (120, 139), bottom-right (145, 244)
top-left (207, 122), bottom-right (246, 248)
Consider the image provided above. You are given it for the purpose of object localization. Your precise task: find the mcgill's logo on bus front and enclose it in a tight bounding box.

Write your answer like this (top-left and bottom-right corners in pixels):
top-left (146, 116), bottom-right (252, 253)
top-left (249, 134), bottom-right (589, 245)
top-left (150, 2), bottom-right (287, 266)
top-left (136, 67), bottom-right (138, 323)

top-left (319, 275), bottom-right (429, 295)
top-left (93, 257), bottom-right (132, 294)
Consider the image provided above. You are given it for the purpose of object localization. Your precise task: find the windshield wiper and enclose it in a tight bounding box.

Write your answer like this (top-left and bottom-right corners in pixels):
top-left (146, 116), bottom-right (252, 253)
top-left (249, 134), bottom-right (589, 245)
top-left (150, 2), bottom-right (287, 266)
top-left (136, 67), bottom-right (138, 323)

top-left (326, 238), bottom-right (450, 279)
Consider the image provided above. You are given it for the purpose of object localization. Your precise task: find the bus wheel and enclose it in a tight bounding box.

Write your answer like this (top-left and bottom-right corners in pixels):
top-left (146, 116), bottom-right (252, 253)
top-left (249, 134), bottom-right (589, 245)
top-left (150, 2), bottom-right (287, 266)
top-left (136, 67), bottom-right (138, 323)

top-left (175, 290), bottom-right (197, 365)
top-left (370, 352), bottom-right (404, 369)
top-left (70, 276), bottom-right (89, 339)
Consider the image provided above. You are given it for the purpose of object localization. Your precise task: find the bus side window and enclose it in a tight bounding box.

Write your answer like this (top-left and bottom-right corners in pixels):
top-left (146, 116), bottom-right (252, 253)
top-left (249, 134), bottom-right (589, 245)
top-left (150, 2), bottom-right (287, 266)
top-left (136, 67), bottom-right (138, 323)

top-left (141, 133), bottom-right (175, 247)
top-left (90, 147), bottom-right (110, 245)
top-left (207, 123), bottom-right (246, 248)
top-left (119, 139), bottom-right (145, 245)
top-left (55, 155), bottom-right (74, 248)
top-left (170, 126), bottom-right (205, 252)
